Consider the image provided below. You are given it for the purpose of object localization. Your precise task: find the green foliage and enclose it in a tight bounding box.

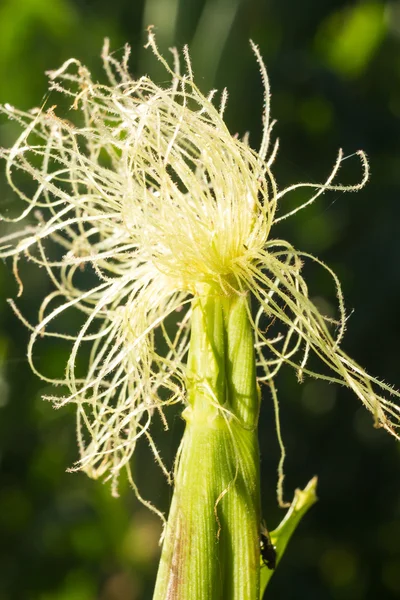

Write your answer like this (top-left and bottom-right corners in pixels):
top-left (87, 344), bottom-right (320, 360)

top-left (260, 477), bottom-right (318, 597)
top-left (315, 2), bottom-right (386, 78)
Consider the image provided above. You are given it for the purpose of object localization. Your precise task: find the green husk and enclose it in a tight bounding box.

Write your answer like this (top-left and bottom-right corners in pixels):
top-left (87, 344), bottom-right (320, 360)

top-left (153, 286), bottom-right (261, 599)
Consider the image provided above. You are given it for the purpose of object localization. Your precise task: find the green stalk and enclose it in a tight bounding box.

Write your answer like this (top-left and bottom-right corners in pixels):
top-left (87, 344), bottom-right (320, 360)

top-left (153, 285), bottom-right (261, 600)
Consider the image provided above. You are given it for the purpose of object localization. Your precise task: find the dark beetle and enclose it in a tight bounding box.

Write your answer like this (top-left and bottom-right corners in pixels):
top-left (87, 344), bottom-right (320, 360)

top-left (260, 529), bottom-right (277, 570)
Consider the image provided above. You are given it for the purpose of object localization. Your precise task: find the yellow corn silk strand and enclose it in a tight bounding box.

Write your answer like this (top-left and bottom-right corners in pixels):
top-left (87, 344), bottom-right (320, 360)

top-left (0, 28), bottom-right (399, 597)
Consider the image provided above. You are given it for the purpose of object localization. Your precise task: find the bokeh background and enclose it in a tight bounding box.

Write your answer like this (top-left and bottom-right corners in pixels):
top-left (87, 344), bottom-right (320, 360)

top-left (0, 0), bottom-right (399, 598)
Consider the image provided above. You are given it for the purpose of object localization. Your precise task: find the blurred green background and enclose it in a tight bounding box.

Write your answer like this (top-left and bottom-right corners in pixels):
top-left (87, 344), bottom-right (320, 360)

top-left (0, 0), bottom-right (400, 598)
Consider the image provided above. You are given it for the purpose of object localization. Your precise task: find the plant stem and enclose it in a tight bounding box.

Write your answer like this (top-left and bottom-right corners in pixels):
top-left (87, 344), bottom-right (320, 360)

top-left (153, 286), bottom-right (261, 600)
